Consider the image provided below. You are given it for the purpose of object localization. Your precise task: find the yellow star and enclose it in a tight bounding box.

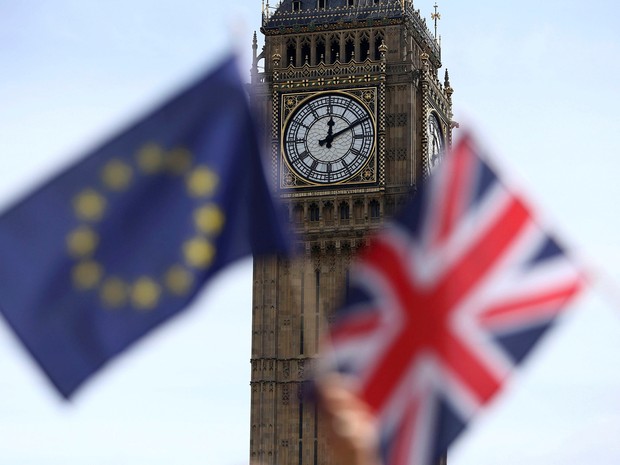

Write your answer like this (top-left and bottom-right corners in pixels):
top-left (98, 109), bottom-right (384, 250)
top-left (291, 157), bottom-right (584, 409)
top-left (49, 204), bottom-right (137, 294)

top-left (100, 277), bottom-right (128, 309)
top-left (102, 159), bottom-right (133, 191)
top-left (183, 237), bottom-right (215, 269)
top-left (67, 226), bottom-right (99, 257)
top-left (136, 143), bottom-right (164, 174)
top-left (72, 260), bottom-right (103, 290)
top-left (73, 189), bottom-right (106, 222)
top-left (131, 277), bottom-right (161, 310)
top-left (186, 166), bottom-right (219, 198)
top-left (165, 265), bottom-right (194, 296)
top-left (194, 204), bottom-right (225, 235)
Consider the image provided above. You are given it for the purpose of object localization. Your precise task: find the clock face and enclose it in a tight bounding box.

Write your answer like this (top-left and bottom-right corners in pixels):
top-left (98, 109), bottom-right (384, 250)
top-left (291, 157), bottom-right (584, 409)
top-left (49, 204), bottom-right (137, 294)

top-left (427, 113), bottom-right (445, 172)
top-left (282, 93), bottom-right (375, 185)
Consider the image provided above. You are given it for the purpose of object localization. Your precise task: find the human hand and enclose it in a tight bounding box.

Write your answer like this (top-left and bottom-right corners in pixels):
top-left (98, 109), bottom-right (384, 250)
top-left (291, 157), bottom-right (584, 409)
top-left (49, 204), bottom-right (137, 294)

top-left (316, 374), bottom-right (382, 465)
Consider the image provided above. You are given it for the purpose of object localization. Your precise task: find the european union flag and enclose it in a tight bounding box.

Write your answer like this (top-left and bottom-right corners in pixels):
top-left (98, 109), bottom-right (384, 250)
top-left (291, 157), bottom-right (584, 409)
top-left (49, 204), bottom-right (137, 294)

top-left (0, 57), bottom-right (289, 398)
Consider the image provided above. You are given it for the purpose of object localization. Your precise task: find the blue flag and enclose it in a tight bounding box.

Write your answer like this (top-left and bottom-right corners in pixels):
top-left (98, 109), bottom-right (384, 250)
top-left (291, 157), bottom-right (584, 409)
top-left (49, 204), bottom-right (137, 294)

top-left (0, 57), bottom-right (289, 398)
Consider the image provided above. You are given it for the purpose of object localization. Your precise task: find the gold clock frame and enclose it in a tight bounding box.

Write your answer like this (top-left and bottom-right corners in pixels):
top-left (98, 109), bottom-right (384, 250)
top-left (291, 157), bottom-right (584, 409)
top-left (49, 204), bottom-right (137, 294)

top-left (278, 88), bottom-right (379, 190)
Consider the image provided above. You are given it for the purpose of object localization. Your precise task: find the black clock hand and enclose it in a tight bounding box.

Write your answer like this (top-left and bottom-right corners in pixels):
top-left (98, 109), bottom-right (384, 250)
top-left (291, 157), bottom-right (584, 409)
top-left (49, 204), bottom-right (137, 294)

top-left (330, 116), bottom-right (369, 139)
top-left (323, 116), bottom-right (335, 148)
top-left (319, 116), bottom-right (369, 147)
top-left (326, 116), bottom-right (335, 136)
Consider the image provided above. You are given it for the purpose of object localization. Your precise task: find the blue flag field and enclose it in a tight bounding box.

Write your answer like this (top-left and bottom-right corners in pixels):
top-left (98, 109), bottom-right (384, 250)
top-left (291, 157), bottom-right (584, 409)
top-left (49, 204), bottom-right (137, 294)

top-left (0, 57), bottom-right (289, 398)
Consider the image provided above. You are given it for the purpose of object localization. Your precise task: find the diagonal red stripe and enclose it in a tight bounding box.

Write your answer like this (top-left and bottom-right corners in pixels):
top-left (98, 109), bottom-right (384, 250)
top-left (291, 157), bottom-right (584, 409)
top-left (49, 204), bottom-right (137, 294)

top-left (436, 136), bottom-right (475, 244)
top-left (361, 196), bottom-right (531, 411)
top-left (434, 197), bottom-right (531, 313)
top-left (478, 280), bottom-right (583, 328)
top-left (359, 238), bottom-right (423, 412)
top-left (429, 197), bottom-right (531, 402)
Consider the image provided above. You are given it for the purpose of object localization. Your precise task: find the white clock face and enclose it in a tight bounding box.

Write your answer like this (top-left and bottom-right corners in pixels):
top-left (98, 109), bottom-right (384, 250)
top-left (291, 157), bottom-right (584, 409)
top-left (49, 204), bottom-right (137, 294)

top-left (283, 93), bottom-right (375, 184)
top-left (427, 113), bottom-right (445, 172)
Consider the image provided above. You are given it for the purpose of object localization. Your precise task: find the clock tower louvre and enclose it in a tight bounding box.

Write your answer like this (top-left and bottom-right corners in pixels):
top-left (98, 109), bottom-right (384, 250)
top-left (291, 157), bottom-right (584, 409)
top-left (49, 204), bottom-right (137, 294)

top-left (249, 2), bottom-right (454, 465)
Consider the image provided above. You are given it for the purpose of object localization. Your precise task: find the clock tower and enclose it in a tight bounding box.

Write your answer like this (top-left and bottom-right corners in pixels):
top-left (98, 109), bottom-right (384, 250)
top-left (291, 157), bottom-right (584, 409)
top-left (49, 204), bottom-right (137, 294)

top-left (249, 1), bottom-right (453, 464)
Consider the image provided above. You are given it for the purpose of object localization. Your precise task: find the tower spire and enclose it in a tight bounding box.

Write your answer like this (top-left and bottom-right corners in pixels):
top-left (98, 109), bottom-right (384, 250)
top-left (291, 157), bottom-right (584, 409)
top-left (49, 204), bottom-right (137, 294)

top-left (431, 2), bottom-right (441, 40)
top-left (261, 0), bottom-right (266, 25)
top-left (252, 31), bottom-right (258, 67)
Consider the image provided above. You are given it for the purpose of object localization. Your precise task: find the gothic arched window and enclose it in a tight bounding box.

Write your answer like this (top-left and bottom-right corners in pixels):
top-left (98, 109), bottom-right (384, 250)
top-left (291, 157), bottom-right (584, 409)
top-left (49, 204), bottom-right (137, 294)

top-left (369, 199), bottom-right (380, 221)
top-left (323, 202), bottom-right (334, 224)
top-left (345, 35), bottom-right (355, 62)
top-left (360, 34), bottom-right (370, 61)
top-left (339, 201), bottom-right (350, 222)
top-left (316, 37), bottom-right (326, 64)
top-left (287, 40), bottom-right (296, 67)
top-left (374, 32), bottom-right (384, 59)
top-left (293, 204), bottom-right (304, 225)
top-left (353, 199), bottom-right (364, 223)
top-left (309, 203), bottom-right (320, 222)
top-left (329, 36), bottom-right (339, 63)
top-left (301, 39), bottom-right (311, 65)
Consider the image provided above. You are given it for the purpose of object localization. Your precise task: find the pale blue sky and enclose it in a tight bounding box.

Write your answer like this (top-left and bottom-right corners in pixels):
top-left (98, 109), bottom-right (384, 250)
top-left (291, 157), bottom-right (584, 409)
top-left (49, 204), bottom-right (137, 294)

top-left (1, 1), bottom-right (620, 464)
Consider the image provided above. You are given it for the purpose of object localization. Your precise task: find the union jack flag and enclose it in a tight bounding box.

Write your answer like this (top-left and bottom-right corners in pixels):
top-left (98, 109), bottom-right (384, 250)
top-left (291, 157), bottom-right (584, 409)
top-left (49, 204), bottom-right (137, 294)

top-left (321, 134), bottom-right (584, 465)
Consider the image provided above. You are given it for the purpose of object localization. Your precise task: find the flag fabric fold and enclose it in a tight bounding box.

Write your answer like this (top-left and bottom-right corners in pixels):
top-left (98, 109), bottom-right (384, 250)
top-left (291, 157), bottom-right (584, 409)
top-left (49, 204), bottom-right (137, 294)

top-left (0, 57), bottom-right (289, 398)
top-left (321, 133), bottom-right (584, 465)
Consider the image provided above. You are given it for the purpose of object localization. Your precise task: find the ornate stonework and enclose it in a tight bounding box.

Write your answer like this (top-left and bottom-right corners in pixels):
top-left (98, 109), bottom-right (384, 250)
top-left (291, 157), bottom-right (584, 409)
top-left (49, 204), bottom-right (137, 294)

top-left (250, 1), bottom-right (453, 464)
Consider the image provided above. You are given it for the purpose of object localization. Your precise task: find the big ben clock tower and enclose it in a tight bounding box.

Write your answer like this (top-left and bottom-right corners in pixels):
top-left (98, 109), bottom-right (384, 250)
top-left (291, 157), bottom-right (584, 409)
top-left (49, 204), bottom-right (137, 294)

top-left (249, 1), bottom-right (453, 464)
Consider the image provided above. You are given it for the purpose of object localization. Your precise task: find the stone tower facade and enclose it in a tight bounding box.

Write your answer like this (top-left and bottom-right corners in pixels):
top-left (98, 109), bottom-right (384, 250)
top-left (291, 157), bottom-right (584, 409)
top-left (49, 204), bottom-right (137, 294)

top-left (249, 1), bottom-right (453, 464)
